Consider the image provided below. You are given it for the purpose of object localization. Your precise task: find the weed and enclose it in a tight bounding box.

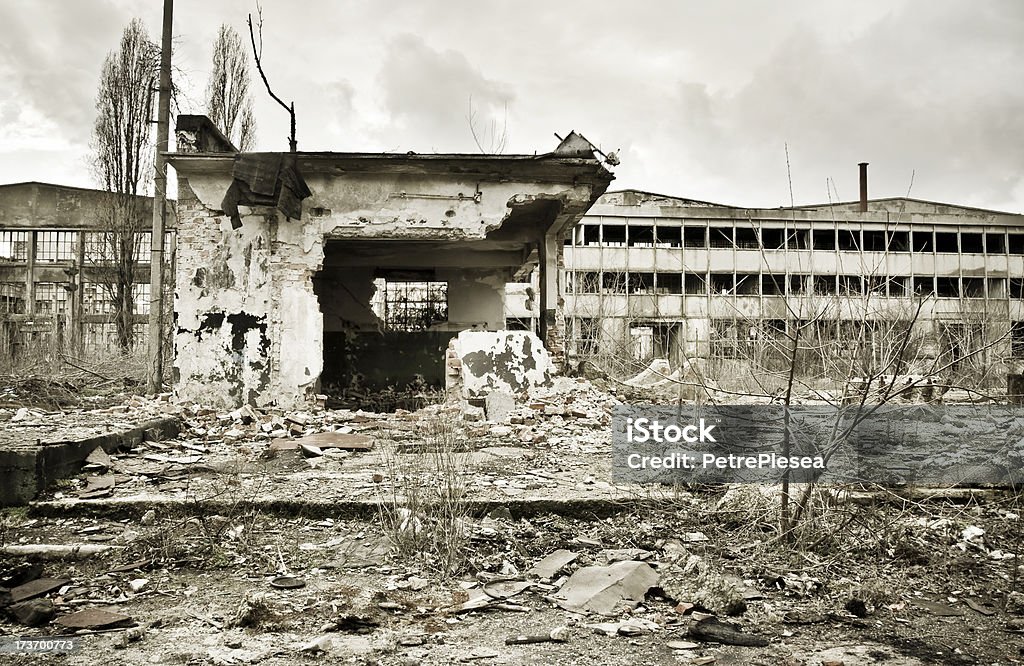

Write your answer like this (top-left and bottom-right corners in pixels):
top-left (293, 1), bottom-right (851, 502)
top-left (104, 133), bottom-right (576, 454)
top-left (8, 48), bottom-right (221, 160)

top-left (376, 410), bottom-right (471, 576)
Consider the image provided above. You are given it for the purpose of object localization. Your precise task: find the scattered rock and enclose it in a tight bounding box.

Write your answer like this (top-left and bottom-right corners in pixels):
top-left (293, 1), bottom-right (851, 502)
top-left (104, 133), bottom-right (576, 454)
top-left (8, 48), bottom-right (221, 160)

top-left (688, 617), bottom-right (768, 647)
top-left (526, 550), bottom-right (578, 580)
top-left (56, 608), bottom-right (134, 630)
top-left (8, 598), bottom-right (56, 626)
top-left (506, 627), bottom-right (569, 644)
top-left (555, 560), bottom-right (659, 614)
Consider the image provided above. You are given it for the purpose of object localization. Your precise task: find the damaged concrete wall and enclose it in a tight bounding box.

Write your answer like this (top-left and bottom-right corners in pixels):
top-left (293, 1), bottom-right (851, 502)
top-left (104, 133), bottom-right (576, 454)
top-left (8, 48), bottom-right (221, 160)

top-left (169, 151), bottom-right (611, 409)
top-left (173, 175), bottom-right (324, 409)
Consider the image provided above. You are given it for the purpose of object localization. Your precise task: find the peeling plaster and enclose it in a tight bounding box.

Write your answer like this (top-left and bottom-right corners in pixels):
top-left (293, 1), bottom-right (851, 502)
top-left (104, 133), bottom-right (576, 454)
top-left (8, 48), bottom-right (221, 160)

top-left (454, 331), bottom-right (554, 397)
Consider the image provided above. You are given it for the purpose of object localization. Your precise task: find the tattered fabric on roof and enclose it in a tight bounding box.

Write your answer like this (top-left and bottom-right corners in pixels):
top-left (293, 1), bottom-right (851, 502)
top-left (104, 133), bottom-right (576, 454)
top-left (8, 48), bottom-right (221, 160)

top-left (220, 153), bottom-right (312, 229)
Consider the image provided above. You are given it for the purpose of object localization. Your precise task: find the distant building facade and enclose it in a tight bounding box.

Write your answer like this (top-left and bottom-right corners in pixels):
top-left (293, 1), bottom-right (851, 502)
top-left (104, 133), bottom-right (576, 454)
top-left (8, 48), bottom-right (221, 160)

top-left (0, 182), bottom-right (174, 358)
top-left (506, 184), bottom-right (1024, 383)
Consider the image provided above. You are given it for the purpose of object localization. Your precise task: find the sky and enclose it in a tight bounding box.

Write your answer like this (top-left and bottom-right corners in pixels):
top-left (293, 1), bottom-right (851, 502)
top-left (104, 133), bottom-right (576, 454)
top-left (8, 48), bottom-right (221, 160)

top-left (0, 0), bottom-right (1022, 212)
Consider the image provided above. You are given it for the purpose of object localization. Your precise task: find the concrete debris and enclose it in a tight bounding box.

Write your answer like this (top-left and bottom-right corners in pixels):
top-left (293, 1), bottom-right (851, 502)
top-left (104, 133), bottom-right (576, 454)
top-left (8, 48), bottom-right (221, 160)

top-left (526, 550), bottom-right (578, 579)
top-left (555, 560), bottom-right (659, 615)
top-left (506, 626), bottom-right (569, 644)
top-left (659, 546), bottom-right (749, 616)
top-left (8, 598), bottom-right (56, 626)
top-left (10, 576), bottom-right (70, 602)
top-left (56, 608), bottom-right (134, 630)
top-left (588, 617), bottom-right (660, 636)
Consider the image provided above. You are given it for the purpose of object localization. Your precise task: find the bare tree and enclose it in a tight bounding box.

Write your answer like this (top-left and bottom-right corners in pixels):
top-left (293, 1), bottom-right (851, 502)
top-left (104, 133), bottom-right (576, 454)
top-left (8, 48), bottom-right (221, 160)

top-left (248, 5), bottom-right (296, 151)
top-left (205, 24), bottom-right (256, 150)
top-left (91, 18), bottom-right (159, 352)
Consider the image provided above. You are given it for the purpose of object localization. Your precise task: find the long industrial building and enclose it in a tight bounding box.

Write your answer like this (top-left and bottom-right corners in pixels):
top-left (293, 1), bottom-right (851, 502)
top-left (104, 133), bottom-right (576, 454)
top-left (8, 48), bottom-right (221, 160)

top-left (532, 167), bottom-right (1024, 384)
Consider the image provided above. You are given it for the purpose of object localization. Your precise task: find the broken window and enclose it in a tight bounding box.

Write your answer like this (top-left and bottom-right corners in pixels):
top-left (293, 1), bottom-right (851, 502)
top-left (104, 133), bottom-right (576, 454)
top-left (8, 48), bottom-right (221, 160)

top-left (504, 317), bottom-right (532, 331)
top-left (683, 226), bottom-right (707, 248)
top-left (986, 232), bottom-right (1006, 254)
top-left (378, 280), bottom-right (448, 331)
top-left (709, 227), bottom-right (733, 248)
top-left (887, 276), bottom-right (910, 297)
top-left (962, 277), bottom-right (985, 298)
top-left (960, 233), bottom-right (983, 254)
top-left (0, 231), bottom-right (29, 261)
top-left (735, 273), bottom-right (759, 295)
top-left (789, 275), bottom-right (808, 294)
top-left (627, 272), bottom-right (655, 294)
top-left (866, 276), bottom-right (886, 295)
top-left (582, 224), bottom-right (601, 246)
top-left (734, 228), bottom-right (758, 249)
top-left (839, 275), bottom-right (862, 296)
top-left (0, 282), bottom-right (26, 313)
top-left (862, 230), bottom-right (886, 251)
top-left (684, 272), bottom-right (707, 295)
top-left (34, 282), bottom-right (70, 314)
top-left (1013, 322), bottom-right (1024, 359)
top-left (760, 228), bottom-right (785, 250)
top-left (572, 317), bottom-right (599, 355)
top-left (761, 274), bottom-right (785, 295)
top-left (812, 230), bottom-right (835, 250)
top-left (710, 319), bottom-right (741, 359)
top-left (628, 225), bottom-right (655, 247)
top-left (787, 229), bottom-right (809, 250)
top-left (887, 231), bottom-right (910, 251)
top-left (837, 229), bottom-right (860, 251)
top-left (654, 225), bottom-right (682, 247)
top-left (602, 224), bottom-right (626, 246)
top-left (912, 231), bottom-right (934, 252)
top-left (1011, 278), bottom-right (1024, 299)
top-left (1010, 234), bottom-right (1024, 255)
top-left (814, 275), bottom-right (836, 295)
top-left (35, 231), bottom-right (78, 262)
top-left (934, 232), bottom-right (958, 253)
top-left (935, 277), bottom-right (959, 298)
top-left (574, 271), bottom-right (600, 294)
top-left (83, 283), bottom-right (114, 315)
top-left (656, 273), bottom-right (683, 294)
top-left (133, 282), bottom-right (151, 315)
top-left (914, 276), bottom-right (935, 296)
top-left (602, 272), bottom-right (627, 293)
top-left (709, 273), bottom-right (734, 294)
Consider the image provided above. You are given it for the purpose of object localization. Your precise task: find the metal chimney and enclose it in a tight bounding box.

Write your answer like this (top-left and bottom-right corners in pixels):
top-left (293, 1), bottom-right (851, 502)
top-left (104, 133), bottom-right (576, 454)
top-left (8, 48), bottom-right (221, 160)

top-left (858, 162), bottom-right (869, 212)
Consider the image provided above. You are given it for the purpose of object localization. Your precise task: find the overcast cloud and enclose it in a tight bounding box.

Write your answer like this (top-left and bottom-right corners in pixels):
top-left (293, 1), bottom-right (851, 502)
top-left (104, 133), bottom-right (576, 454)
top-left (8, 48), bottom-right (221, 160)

top-left (0, 0), bottom-right (1021, 212)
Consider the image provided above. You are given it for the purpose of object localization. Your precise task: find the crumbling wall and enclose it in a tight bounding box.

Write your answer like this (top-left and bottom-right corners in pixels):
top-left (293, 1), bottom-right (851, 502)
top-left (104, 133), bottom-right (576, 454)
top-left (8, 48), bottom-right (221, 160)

top-left (173, 176), bottom-right (323, 409)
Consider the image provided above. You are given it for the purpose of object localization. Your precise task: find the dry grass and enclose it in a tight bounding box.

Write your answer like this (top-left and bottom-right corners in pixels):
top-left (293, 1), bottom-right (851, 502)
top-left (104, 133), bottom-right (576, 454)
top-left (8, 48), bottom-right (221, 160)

top-left (375, 411), bottom-right (471, 576)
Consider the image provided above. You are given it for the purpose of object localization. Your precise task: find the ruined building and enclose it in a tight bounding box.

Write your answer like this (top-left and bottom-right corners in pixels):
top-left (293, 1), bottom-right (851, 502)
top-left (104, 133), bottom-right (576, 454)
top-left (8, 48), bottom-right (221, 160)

top-left (555, 166), bottom-right (1024, 382)
top-left (169, 116), bottom-right (613, 409)
top-left (0, 182), bottom-right (174, 357)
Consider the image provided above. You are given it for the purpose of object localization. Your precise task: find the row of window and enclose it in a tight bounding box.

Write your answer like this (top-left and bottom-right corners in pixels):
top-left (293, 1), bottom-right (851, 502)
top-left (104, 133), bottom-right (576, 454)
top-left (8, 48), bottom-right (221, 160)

top-left (0, 282), bottom-right (151, 315)
top-left (568, 271), bottom-right (1024, 299)
top-left (568, 224), bottom-right (1024, 254)
top-left (0, 231), bottom-right (170, 263)
top-left (569, 316), bottom-right (1024, 360)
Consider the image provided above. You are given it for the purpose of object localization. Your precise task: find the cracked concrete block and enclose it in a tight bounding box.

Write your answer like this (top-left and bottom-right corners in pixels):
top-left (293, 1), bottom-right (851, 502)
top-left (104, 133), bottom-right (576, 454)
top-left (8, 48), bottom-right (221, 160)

top-left (453, 331), bottom-right (555, 398)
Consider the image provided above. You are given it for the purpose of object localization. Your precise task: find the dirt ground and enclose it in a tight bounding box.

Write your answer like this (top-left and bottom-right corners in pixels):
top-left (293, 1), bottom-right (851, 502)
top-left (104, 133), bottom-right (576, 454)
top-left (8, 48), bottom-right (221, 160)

top-left (3, 488), bottom-right (1024, 665)
top-left (3, 380), bottom-right (1024, 665)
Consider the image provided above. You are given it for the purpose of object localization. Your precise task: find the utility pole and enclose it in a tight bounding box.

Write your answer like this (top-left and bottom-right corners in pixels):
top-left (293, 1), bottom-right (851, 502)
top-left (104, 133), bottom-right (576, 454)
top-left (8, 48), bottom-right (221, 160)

top-left (147, 0), bottom-right (172, 394)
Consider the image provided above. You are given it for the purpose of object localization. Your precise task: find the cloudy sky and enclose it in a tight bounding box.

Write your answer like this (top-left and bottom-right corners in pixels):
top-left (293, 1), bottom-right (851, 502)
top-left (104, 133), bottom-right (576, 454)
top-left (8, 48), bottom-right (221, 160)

top-left (1, 0), bottom-right (1022, 212)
